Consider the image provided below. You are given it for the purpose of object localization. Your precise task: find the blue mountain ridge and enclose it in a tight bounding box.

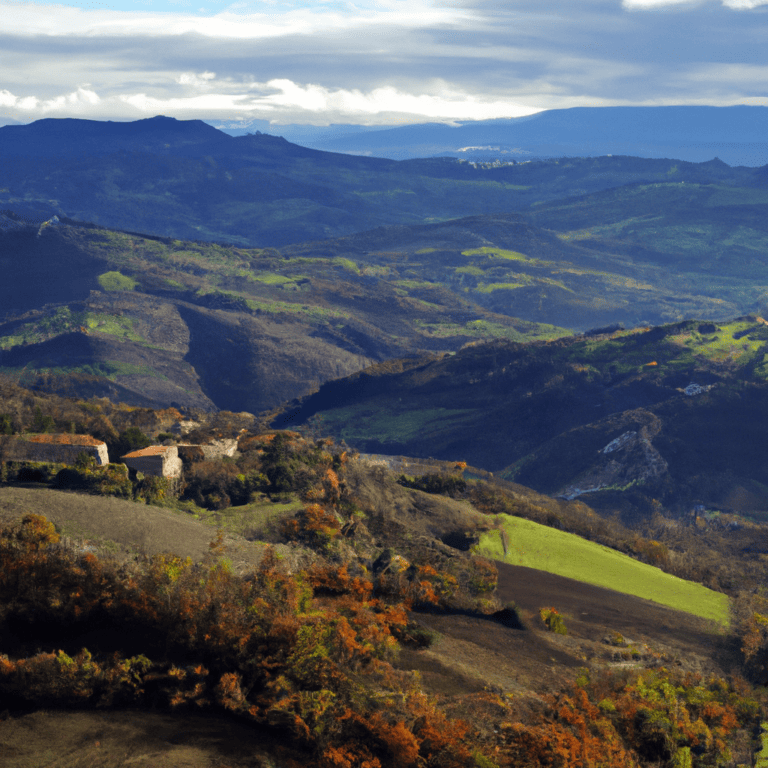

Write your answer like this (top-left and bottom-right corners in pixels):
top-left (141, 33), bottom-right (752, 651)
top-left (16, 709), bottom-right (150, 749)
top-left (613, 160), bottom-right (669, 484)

top-left (210, 105), bottom-right (768, 166)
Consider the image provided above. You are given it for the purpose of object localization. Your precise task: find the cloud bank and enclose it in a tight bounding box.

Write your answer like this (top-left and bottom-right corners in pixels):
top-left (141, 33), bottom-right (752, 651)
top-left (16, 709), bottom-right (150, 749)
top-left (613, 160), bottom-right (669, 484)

top-left (1, 0), bottom-right (767, 126)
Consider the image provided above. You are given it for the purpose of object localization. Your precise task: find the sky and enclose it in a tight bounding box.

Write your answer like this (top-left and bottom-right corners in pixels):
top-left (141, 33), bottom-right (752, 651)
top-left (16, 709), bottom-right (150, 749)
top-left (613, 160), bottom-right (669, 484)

top-left (1, 0), bottom-right (768, 127)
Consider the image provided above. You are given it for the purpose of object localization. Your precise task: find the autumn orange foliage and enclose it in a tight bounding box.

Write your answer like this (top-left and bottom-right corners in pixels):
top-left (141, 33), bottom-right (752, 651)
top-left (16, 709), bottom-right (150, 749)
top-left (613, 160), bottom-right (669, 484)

top-left (0, 514), bottom-right (486, 767)
top-left (0, 513), bottom-right (762, 768)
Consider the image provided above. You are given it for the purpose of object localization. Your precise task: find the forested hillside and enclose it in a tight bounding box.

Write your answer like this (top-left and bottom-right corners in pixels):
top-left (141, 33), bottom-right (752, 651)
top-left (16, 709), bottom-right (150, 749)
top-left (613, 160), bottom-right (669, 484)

top-left (275, 316), bottom-right (768, 525)
top-left (2, 115), bottom-right (767, 247)
top-left (3, 388), bottom-right (768, 766)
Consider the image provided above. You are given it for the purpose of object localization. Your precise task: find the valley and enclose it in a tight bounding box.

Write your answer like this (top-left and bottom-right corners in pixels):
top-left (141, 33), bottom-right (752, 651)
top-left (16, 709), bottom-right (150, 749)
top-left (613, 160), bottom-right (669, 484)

top-left (0, 425), bottom-right (761, 767)
top-left (3, 114), bottom-right (768, 767)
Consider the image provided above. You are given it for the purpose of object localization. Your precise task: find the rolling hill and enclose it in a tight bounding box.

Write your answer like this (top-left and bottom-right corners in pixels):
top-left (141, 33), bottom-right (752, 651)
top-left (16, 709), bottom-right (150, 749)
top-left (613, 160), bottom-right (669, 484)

top-left (273, 316), bottom-right (768, 522)
top-left (1, 115), bottom-right (767, 247)
top-left (0, 215), bottom-right (567, 412)
top-left (7, 176), bottom-right (768, 416)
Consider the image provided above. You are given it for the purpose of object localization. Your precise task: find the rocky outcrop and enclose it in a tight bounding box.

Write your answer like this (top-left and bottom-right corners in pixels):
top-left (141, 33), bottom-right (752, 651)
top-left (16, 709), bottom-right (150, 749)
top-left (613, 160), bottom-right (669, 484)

top-left (557, 419), bottom-right (668, 501)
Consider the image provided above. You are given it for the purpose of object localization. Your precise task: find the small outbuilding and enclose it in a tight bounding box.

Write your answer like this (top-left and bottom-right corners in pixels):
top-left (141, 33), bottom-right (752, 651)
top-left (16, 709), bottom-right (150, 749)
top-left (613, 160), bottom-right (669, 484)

top-left (6, 434), bottom-right (109, 465)
top-left (121, 445), bottom-right (182, 478)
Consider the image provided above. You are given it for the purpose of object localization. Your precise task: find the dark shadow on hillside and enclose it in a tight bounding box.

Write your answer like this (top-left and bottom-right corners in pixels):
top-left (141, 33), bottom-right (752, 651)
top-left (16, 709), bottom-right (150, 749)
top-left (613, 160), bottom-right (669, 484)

top-left (0, 228), bottom-right (104, 315)
top-left (0, 331), bottom-right (215, 410)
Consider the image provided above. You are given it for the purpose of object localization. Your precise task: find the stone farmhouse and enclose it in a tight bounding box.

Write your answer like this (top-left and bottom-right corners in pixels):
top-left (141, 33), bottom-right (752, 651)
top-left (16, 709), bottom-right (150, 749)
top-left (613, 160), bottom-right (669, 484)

top-left (5, 434), bottom-right (109, 465)
top-left (121, 445), bottom-right (183, 478)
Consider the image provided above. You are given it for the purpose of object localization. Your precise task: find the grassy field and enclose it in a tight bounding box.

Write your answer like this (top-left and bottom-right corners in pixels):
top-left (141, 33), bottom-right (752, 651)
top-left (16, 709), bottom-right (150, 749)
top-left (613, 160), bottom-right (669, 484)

top-left (475, 514), bottom-right (730, 626)
top-left (0, 487), bottom-right (299, 573)
top-left (757, 724), bottom-right (768, 768)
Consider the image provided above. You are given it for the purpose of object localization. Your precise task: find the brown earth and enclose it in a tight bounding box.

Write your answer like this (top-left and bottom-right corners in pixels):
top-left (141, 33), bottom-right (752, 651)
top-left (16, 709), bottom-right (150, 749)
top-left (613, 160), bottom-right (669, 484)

top-left (405, 561), bottom-right (733, 699)
top-left (0, 483), bottom-right (740, 765)
top-left (0, 486), bottom-right (308, 574)
top-left (0, 709), bottom-right (297, 768)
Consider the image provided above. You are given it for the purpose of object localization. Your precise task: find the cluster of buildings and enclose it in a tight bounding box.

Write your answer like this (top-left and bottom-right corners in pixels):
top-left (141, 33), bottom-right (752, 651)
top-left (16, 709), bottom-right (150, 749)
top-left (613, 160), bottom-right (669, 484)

top-left (3, 432), bottom-right (237, 478)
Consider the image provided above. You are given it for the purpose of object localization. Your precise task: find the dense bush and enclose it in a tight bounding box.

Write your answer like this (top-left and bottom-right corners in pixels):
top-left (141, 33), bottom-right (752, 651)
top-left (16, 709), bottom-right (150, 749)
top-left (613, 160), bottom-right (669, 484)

top-left (53, 462), bottom-right (139, 500)
top-left (0, 513), bottom-right (762, 768)
top-left (108, 427), bottom-right (151, 461)
top-left (397, 472), bottom-right (467, 497)
top-left (177, 432), bottom-right (342, 510)
top-left (180, 460), bottom-right (267, 509)
top-left (0, 514), bottom-right (486, 767)
top-left (539, 607), bottom-right (567, 635)
top-left (4, 460), bottom-right (66, 484)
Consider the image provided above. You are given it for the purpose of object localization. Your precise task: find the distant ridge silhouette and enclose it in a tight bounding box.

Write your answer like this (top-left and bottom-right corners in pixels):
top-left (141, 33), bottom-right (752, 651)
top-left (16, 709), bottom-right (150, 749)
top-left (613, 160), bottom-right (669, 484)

top-left (228, 105), bottom-right (768, 166)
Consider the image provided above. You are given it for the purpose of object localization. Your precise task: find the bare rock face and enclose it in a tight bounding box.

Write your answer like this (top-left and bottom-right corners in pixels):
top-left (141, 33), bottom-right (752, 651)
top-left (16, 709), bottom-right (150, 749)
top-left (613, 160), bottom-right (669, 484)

top-left (557, 417), bottom-right (668, 500)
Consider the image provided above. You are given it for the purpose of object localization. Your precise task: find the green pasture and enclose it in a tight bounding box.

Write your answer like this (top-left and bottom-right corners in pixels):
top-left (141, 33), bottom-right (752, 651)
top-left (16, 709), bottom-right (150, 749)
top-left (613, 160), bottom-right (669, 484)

top-left (756, 724), bottom-right (768, 768)
top-left (313, 403), bottom-right (478, 446)
top-left (462, 247), bottom-right (535, 263)
top-left (97, 271), bottom-right (138, 292)
top-left (0, 309), bottom-right (145, 349)
top-left (476, 280), bottom-right (528, 293)
top-left (414, 318), bottom-right (566, 342)
top-left (563, 317), bottom-right (768, 377)
top-left (475, 514), bottom-right (730, 626)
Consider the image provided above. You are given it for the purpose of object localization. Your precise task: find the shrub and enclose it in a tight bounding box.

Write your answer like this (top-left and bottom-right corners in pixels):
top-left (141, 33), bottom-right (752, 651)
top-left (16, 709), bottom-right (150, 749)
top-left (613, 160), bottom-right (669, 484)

top-left (53, 467), bottom-right (87, 490)
top-left (397, 473), bottom-right (467, 497)
top-left (283, 504), bottom-right (341, 550)
top-left (30, 407), bottom-right (55, 434)
top-left (539, 606), bottom-right (567, 634)
top-left (134, 475), bottom-right (172, 504)
top-left (54, 463), bottom-right (133, 498)
top-left (180, 461), bottom-right (267, 509)
top-left (109, 427), bottom-right (151, 461)
top-left (9, 461), bottom-right (64, 484)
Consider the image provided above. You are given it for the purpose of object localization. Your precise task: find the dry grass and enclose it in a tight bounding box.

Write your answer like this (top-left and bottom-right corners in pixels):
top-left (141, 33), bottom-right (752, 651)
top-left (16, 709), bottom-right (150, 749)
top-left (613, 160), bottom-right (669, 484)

top-left (0, 709), bottom-right (292, 767)
top-left (0, 487), bottom-right (304, 574)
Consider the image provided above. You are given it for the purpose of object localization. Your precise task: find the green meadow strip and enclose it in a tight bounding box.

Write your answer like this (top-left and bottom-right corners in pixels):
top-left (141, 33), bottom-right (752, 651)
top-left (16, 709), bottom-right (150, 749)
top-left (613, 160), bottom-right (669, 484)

top-left (756, 724), bottom-right (768, 768)
top-left (475, 514), bottom-right (730, 626)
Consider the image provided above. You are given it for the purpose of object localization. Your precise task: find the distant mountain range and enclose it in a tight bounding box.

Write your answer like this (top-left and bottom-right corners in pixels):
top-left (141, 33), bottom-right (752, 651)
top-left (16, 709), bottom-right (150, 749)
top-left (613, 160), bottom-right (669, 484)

top-left (3, 114), bottom-right (768, 247)
top-left (210, 105), bottom-right (768, 166)
top-left (5, 113), bottom-right (768, 427)
top-left (4, 111), bottom-right (768, 533)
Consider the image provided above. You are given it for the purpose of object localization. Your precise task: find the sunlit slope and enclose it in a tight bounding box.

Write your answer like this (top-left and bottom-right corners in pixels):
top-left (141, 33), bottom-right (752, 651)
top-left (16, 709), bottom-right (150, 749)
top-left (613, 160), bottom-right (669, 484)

top-left (0, 219), bottom-right (566, 412)
top-left (529, 183), bottom-right (768, 283)
top-left (475, 514), bottom-right (730, 626)
top-left (283, 317), bottom-right (768, 519)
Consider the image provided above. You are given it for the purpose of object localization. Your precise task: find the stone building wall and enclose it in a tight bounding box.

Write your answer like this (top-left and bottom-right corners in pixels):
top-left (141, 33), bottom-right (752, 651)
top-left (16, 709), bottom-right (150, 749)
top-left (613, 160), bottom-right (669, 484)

top-left (5, 435), bottom-right (109, 466)
top-left (122, 445), bottom-right (182, 478)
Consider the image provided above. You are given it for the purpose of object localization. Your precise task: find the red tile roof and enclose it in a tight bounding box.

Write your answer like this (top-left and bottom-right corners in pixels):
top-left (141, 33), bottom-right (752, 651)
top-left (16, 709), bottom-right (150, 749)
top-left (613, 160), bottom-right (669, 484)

top-left (121, 445), bottom-right (173, 459)
top-left (27, 434), bottom-right (105, 447)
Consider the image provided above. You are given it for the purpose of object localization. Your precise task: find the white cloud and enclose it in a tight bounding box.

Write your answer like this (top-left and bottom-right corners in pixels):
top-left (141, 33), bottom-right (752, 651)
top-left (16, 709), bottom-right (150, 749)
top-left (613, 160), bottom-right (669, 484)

top-left (176, 71), bottom-right (217, 86)
top-left (117, 78), bottom-right (541, 122)
top-left (622, 0), bottom-right (700, 7)
top-left (0, 0), bottom-right (767, 126)
top-left (0, 86), bottom-right (100, 114)
top-left (0, 0), bottom-right (468, 38)
top-left (623, 0), bottom-right (768, 7)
